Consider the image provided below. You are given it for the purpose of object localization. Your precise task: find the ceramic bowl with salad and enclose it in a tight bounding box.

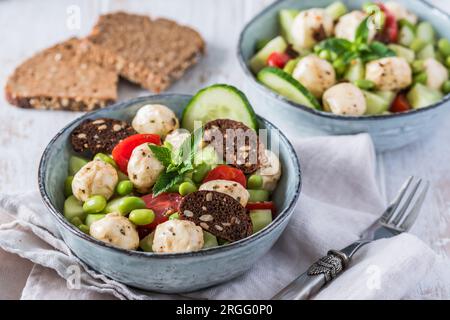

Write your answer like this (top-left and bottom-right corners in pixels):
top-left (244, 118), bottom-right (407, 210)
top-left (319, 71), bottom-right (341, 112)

top-left (238, 0), bottom-right (450, 150)
top-left (38, 84), bottom-right (301, 293)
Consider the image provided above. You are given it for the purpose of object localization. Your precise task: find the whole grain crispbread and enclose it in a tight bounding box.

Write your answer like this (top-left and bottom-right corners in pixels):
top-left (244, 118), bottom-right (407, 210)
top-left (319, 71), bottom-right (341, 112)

top-left (5, 38), bottom-right (118, 111)
top-left (87, 12), bottom-right (205, 93)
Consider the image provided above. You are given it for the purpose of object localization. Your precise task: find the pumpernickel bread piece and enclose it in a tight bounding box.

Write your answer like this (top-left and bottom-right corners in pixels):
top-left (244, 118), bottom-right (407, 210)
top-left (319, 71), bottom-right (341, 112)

top-left (5, 38), bottom-right (118, 111)
top-left (88, 12), bottom-right (205, 93)
top-left (71, 118), bottom-right (136, 155)
top-left (203, 119), bottom-right (264, 174)
top-left (180, 190), bottom-right (252, 242)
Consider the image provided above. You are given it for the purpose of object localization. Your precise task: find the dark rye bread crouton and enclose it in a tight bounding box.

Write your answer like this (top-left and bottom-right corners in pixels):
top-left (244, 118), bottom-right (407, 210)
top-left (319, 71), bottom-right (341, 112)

top-left (5, 38), bottom-right (118, 111)
top-left (180, 190), bottom-right (252, 242)
top-left (203, 119), bottom-right (265, 174)
top-left (71, 118), bottom-right (136, 155)
top-left (87, 12), bottom-right (205, 93)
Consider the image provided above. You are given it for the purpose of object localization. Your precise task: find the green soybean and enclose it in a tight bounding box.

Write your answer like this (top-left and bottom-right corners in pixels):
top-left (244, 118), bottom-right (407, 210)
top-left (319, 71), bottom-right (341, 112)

top-left (85, 214), bottom-right (106, 227)
top-left (411, 60), bottom-right (425, 73)
top-left (139, 232), bottom-right (155, 252)
top-left (169, 212), bottom-right (180, 220)
top-left (83, 195), bottom-right (107, 214)
top-left (333, 59), bottom-right (346, 75)
top-left (105, 196), bottom-right (146, 215)
top-left (446, 56), bottom-right (450, 68)
top-left (413, 72), bottom-right (428, 85)
top-left (68, 155), bottom-right (89, 175)
top-left (64, 176), bottom-right (74, 197)
top-left (116, 180), bottom-right (133, 196)
top-left (410, 38), bottom-right (426, 52)
top-left (129, 209), bottom-right (155, 225)
top-left (192, 163), bottom-right (211, 184)
top-left (319, 50), bottom-right (331, 61)
top-left (248, 189), bottom-right (270, 203)
top-left (94, 153), bottom-right (117, 168)
top-left (78, 224), bottom-right (90, 234)
top-left (354, 79), bottom-right (375, 90)
top-left (63, 195), bottom-right (86, 222)
top-left (247, 175), bottom-right (263, 189)
top-left (71, 216), bottom-right (83, 227)
top-left (438, 39), bottom-right (450, 57)
top-left (179, 182), bottom-right (197, 196)
top-left (442, 81), bottom-right (450, 94)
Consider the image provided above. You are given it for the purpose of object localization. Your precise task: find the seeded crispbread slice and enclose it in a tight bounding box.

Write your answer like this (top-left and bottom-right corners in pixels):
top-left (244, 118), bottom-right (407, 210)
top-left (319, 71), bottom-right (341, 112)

top-left (203, 119), bottom-right (265, 174)
top-left (71, 118), bottom-right (136, 155)
top-left (180, 190), bottom-right (252, 242)
top-left (5, 38), bottom-right (118, 111)
top-left (87, 12), bottom-right (205, 93)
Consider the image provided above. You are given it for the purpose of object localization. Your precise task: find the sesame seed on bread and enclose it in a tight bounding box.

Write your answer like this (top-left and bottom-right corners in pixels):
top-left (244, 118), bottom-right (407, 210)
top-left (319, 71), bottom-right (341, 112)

top-left (87, 12), bottom-right (205, 93)
top-left (5, 38), bottom-right (118, 111)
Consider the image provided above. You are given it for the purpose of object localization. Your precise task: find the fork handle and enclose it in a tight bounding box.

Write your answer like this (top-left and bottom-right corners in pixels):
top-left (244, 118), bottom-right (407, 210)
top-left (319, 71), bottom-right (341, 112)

top-left (272, 250), bottom-right (349, 300)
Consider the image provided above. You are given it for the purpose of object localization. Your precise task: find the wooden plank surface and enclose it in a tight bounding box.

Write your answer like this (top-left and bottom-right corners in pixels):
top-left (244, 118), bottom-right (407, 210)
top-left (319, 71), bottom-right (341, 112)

top-left (0, 0), bottom-right (449, 298)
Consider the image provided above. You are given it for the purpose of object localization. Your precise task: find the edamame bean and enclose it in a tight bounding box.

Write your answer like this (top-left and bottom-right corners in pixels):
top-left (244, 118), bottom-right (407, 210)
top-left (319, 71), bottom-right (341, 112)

top-left (333, 59), bottom-right (346, 75)
top-left (410, 38), bottom-right (426, 52)
top-left (78, 224), bottom-right (90, 234)
top-left (248, 189), bottom-right (270, 203)
top-left (64, 176), bottom-right (74, 197)
top-left (71, 217), bottom-right (83, 227)
top-left (64, 195), bottom-right (86, 221)
top-left (94, 153), bottom-right (117, 168)
top-left (438, 39), bottom-right (450, 57)
top-left (129, 209), bottom-right (155, 225)
top-left (319, 50), bottom-right (331, 61)
top-left (192, 163), bottom-right (211, 183)
top-left (446, 56), bottom-right (450, 68)
top-left (247, 175), bottom-right (263, 189)
top-left (85, 214), bottom-right (106, 227)
top-left (442, 81), bottom-right (450, 94)
top-left (169, 212), bottom-right (180, 220)
top-left (83, 195), bottom-right (107, 214)
top-left (413, 72), bottom-right (427, 85)
top-left (354, 79), bottom-right (375, 90)
top-left (411, 60), bottom-right (425, 73)
top-left (117, 197), bottom-right (146, 215)
top-left (179, 182), bottom-right (197, 196)
top-left (116, 180), bottom-right (133, 196)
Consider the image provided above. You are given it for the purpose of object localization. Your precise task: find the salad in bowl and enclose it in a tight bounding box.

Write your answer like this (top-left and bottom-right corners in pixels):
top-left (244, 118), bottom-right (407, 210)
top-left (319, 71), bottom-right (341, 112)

top-left (249, 1), bottom-right (450, 116)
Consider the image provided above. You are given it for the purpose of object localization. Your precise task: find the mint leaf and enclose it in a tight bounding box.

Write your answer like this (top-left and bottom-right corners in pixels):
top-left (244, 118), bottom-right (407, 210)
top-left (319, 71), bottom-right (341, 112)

top-left (152, 172), bottom-right (184, 196)
top-left (148, 144), bottom-right (172, 167)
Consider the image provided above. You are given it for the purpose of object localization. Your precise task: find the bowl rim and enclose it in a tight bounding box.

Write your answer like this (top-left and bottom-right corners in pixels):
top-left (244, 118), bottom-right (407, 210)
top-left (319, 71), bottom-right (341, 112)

top-left (38, 94), bottom-right (302, 259)
top-left (237, 0), bottom-right (450, 121)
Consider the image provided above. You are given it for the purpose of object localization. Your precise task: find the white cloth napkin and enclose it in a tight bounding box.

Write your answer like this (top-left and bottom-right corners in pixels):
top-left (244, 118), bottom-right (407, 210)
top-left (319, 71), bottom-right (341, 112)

top-left (0, 133), bottom-right (448, 300)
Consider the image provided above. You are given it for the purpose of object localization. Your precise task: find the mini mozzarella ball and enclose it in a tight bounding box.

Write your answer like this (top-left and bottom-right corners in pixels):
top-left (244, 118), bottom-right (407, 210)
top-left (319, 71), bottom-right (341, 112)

top-left (199, 179), bottom-right (249, 207)
top-left (334, 11), bottom-right (376, 42)
top-left (72, 159), bottom-right (118, 202)
top-left (292, 55), bottom-right (336, 98)
top-left (164, 128), bottom-right (190, 150)
top-left (152, 220), bottom-right (204, 253)
top-left (127, 143), bottom-right (165, 193)
top-left (423, 58), bottom-right (449, 90)
top-left (255, 150), bottom-right (282, 192)
top-left (323, 83), bottom-right (367, 116)
top-left (365, 57), bottom-right (412, 91)
top-left (384, 2), bottom-right (418, 25)
top-left (291, 9), bottom-right (334, 51)
top-left (132, 104), bottom-right (179, 138)
top-left (90, 213), bottom-right (139, 250)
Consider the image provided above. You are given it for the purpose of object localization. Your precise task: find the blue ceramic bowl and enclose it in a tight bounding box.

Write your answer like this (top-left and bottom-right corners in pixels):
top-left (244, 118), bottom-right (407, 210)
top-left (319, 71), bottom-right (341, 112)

top-left (238, 0), bottom-right (450, 151)
top-left (38, 94), bottom-right (301, 293)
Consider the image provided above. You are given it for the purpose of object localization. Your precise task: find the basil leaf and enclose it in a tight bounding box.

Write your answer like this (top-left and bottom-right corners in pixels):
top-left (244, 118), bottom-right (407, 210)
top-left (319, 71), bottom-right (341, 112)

top-left (148, 144), bottom-right (172, 167)
top-left (316, 38), bottom-right (352, 55)
top-left (355, 16), bottom-right (371, 45)
top-left (152, 172), bottom-right (184, 196)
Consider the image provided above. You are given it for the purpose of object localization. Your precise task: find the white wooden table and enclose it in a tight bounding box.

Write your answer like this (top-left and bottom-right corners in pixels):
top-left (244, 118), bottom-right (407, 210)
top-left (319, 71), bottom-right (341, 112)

top-left (1, 0), bottom-right (449, 299)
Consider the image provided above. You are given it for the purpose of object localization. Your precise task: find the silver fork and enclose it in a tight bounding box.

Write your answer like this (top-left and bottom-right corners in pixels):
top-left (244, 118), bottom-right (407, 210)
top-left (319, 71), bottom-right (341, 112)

top-left (272, 176), bottom-right (429, 300)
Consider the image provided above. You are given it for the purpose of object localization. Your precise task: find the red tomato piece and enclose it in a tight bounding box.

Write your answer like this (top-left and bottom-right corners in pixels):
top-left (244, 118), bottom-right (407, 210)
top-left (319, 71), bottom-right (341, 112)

top-left (141, 193), bottom-right (183, 230)
top-left (377, 3), bottom-right (398, 43)
top-left (112, 134), bottom-right (161, 173)
top-left (203, 165), bottom-right (247, 188)
top-left (246, 201), bottom-right (276, 214)
top-left (267, 52), bottom-right (291, 69)
top-left (390, 93), bottom-right (411, 113)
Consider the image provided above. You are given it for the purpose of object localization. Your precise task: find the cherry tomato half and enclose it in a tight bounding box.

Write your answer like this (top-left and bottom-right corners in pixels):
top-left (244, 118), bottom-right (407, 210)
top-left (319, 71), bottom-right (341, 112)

top-left (203, 165), bottom-right (247, 188)
top-left (246, 201), bottom-right (276, 214)
top-left (377, 3), bottom-right (398, 43)
top-left (141, 193), bottom-right (183, 230)
top-left (112, 134), bottom-right (161, 173)
top-left (267, 52), bottom-right (291, 69)
top-left (390, 93), bottom-right (411, 113)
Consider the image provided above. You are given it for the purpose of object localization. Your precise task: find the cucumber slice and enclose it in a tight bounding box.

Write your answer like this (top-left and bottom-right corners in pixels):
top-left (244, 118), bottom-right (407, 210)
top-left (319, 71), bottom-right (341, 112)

top-left (279, 9), bottom-right (299, 44)
top-left (181, 84), bottom-right (259, 132)
top-left (375, 90), bottom-right (396, 105)
top-left (85, 214), bottom-right (106, 227)
top-left (69, 155), bottom-right (89, 175)
top-left (249, 209), bottom-right (273, 234)
top-left (257, 67), bottom-right (321, 109)
top-left (416, 22), bottom-right (435, 44)
top-left (250, 36), bottom-right (288, 73)
top-left (363, 90), bottom-right (390, 115)
top-left (417, 43), bottom-right (435, 60)
top-left (63, 195), bottom-right (86, 222)
top-left (139, 232), bottom-right (155, 252)
top-left (203, 231), bottom-right (219, 249)
top-left (407, 83), bottom-right (443, 109)
top-left (388, 44), bottom-right (415, 63)
top-left (344, 59), bottom-right (365, 82)
top-left (283, 57), bottom-right (300, 75)
top-left (248, 189), bottom-right (270, 202)
top-left (399, 25), bottom-right (415, 47)
top-left (325, 1), bottom-right (348, 20)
